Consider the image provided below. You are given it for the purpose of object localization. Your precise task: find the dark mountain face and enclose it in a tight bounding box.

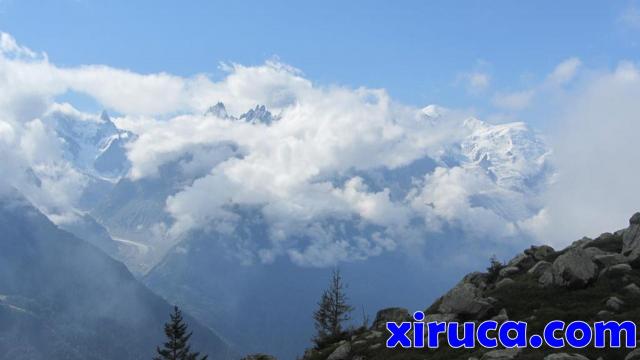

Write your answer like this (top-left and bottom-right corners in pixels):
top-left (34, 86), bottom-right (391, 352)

top-left (0, 192), bottom-right (234, 360)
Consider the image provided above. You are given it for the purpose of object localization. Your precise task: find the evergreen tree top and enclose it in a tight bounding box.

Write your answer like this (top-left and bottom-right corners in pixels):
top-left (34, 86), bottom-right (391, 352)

top-left (154, 306), bottom-right (208, 360)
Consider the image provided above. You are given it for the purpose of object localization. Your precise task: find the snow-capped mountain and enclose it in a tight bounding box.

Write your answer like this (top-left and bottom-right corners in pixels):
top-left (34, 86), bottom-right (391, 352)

top-left (26, 104), bottom-right (141, 264)
top-left (419, 105), bottom-right (550, 193)
top-left (29, 101), bottom-right (555, 279)
top-left (45, 101), bottom-right (550, 270)
top-left (460, 117), bottom-right (550, 192)
top-left (43, 103), bottom-right (133, 181)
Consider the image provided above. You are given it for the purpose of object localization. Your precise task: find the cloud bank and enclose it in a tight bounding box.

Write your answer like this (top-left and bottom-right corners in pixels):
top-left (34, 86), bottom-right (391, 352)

top-left (528, 61), bottom-right (640, 245)
top-left (477, 54), bottom-right (640, 247)
top-left (2, 32), bottom-right (636, 267)
top-left (121, 75), bottom-right (550, 265)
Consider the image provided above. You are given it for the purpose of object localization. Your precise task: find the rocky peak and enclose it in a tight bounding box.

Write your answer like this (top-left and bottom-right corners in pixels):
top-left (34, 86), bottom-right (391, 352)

top-left (100, 110), bottom-right (112, 123)
top-left (204, 103), bottom-right (277, 125)
top-left (240, 105), bottom-right (275, 125)
top-left (205, 102), bottom-right (230, 119)
top-left (95, 110), bottom-right (120, 140)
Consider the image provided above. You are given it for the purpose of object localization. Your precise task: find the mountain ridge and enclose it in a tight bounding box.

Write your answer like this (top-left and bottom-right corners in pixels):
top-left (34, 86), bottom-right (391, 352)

top-left (0, 190), bottom-right (235, 360)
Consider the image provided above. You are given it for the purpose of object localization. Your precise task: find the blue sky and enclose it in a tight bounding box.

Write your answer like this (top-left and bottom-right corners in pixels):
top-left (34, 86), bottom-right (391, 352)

top-left (1, 0), bottom-right (638, 116)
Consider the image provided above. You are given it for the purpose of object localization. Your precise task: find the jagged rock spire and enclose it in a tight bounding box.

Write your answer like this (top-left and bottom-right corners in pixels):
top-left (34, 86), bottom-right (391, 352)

top-left (204, 102), bottom-right (230, 119)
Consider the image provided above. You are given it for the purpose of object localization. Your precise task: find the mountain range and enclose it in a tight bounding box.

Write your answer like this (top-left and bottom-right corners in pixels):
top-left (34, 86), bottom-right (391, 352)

top-left (6, 101), bottom-right (552, 359)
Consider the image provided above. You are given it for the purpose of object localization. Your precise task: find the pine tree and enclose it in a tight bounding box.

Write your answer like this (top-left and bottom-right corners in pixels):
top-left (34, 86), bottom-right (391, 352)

top-left (154, 306), bottom-right (208, 360)
top-left (312, 269), bottom-right (354, 347)
top-left (486, 255), bottom-right (504, 283)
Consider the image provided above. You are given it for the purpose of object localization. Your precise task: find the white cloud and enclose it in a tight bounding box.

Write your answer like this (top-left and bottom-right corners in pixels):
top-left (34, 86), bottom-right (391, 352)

top-left (492, 57), bottom-right (582, 111)
top-left (333, 177), bottom-right (411, 228)
top-left (458, 71), bottom-right (491, 93)
top-left (155, 96), bottom-right (549, 265)
top-left (547, 57), bottom-right (582, 85)
top-left (0, 32), bottom-right (37, 59)
top-left (529, 61), bottom-right (640, 246)
top-left (457, 60), bottom-right (492, 94)
top-left (0, 115), bottom-right (87, 224)
top-left (158, 91), bottom-right (442, 257)
top-left (484, 58), bottom-right (640, 247)
top-left (0, 34), bottom-right (91, 223)
top-left (0, 32), bottom-right (551, 266)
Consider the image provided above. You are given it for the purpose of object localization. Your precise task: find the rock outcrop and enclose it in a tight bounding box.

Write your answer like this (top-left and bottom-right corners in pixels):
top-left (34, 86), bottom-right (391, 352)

top-left (549, 247), bottom-right (598, 288)
top-left (326, 342), bottom-right (351, 360)
top-left (371, 308), bottom-right (410, 330)
top-left (544, 354), bottom-right (590, 360)
top-left (626, 348), bottom-right (640, 360)
top-left (623, 213), bottom-right (640, 266)
top-left (437, 278), bottom-right (494, 319)
top-left (299, 212), bottom-right (640, 360)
